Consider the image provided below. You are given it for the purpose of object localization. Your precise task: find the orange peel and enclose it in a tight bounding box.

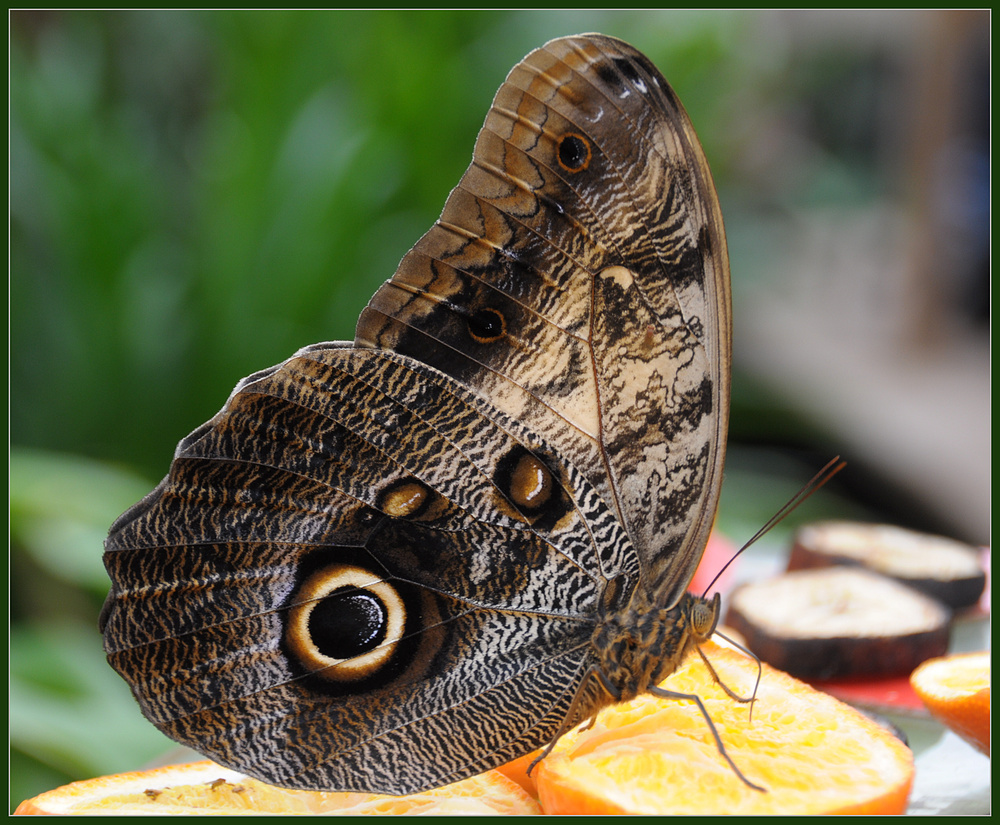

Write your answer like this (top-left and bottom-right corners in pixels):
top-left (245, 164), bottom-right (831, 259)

top-left (911, 650), bottom-right (990, 756)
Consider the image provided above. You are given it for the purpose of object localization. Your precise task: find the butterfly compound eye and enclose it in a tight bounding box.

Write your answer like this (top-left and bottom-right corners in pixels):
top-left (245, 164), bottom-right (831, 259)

top-left (690, 592), bottom-right (721, 639)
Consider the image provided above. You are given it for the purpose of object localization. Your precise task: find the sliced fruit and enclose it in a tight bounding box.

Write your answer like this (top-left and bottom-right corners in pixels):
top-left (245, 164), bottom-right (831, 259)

top-left (788, 521), bottom-right (986, 610)
top-left (725, 567), bottom-right (950, 679)
top-left (535, 640), bottom-right (914, 815)
top-left (14, 761), bottom-right (542, 816)
top-left (496, 748), bottom-right (543, 796)
top-left (911, 651), bottom-right (990, 756)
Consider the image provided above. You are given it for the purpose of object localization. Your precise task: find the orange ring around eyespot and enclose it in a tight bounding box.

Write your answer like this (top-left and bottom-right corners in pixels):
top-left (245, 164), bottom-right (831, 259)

top-left (556, 133), bottom-right (591, 172)
top-left (285, 565), bottom-right (405, 682)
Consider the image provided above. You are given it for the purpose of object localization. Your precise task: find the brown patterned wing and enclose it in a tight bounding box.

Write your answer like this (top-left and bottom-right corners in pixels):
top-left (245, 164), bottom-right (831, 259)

top-left (356, 34), bottom-right (731, 608)
top-left (102, 344), bottom-right (638, 793)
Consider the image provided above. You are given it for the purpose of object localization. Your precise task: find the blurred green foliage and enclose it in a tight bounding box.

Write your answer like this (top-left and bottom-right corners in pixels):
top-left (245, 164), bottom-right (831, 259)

top-left (11, 9), bottom-right (889, 810)
top-left (12, 9), bottom-right (771, 477)
top-left (9, 450), bottom-right (182, 808)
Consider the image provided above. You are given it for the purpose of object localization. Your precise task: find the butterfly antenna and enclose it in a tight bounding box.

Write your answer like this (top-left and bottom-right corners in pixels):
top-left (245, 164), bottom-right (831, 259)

top-left (701, 456), bottom-right (846, 598)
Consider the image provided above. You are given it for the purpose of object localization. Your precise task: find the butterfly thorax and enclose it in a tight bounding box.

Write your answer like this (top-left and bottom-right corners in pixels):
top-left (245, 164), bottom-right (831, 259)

top-left (591, 590), bottom-right (720, 703)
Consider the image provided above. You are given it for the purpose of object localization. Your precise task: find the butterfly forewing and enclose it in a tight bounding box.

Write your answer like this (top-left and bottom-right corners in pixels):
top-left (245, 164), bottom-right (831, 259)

top-left (102, 33), bottom-right (731, 794)
top-left (356, 34), bottom-right (730, 607)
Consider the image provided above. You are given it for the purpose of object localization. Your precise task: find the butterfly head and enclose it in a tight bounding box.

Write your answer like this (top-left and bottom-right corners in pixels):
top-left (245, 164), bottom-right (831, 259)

top-left (689, 591), bottom-right (722, 643)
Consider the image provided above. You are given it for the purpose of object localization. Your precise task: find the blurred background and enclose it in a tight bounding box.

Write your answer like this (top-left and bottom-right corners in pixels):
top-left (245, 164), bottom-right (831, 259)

top-left (10, 9), bottom-right (989, 809)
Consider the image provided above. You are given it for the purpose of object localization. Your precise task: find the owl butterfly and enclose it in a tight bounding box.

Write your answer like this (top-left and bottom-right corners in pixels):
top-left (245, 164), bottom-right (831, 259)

top-left (101, 33), bottom-right (746, 794)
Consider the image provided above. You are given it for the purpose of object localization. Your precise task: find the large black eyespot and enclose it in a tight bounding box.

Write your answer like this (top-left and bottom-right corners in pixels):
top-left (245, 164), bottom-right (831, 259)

top-left (284, 564), bottom-right (406, 683)
top-left (557, 133), bottom-right (591, 172)
top-left (468, 307), bottom-right (506, 343)
top-left (308, 587), bottom-right (387, 660)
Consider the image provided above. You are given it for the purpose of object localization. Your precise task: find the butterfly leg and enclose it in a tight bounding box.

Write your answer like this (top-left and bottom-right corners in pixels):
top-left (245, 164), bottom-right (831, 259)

top-left (527, 665), bottom-right (619, 777)
top-left (648, 685), bottom-right (766, 792)
top-left (696, 643), bottom-right (758, 705)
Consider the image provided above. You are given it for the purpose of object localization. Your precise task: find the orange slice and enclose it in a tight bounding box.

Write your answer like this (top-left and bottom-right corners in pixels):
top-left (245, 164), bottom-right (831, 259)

top-left (535, 640), bottom-right (914, 815)
top-left (910, 650), bottom-right (990, 756)
top-left (14, 761), bottom-right (542, 816)
top-left (496, 748), bottom-right (543, 797)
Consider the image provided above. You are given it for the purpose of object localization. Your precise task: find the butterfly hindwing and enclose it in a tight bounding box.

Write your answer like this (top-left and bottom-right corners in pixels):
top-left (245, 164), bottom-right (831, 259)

top-left (103, 344), bottom-right (638, 792)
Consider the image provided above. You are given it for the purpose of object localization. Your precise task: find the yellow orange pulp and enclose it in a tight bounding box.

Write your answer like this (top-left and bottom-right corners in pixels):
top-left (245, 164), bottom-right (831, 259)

top-left (14, 761), bottom-right (542, 816)
top-left (534, 640), bottom-right (914, 815)
top-left (17, 639), bottom-right (923, 816)
top-left (911, 650), bottom-right (990, 756)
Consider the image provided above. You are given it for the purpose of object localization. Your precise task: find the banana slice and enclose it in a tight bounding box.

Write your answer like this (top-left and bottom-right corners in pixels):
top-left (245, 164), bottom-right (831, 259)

top-left (788, 521), bottom-right (986, 610)
top-left (724, 567), bottom-right (950, 679)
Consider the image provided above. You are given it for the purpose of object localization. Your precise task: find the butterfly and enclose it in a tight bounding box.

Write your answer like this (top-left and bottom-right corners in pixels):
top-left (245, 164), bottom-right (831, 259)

top-left (100, 33), bottom-right (741, 795)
